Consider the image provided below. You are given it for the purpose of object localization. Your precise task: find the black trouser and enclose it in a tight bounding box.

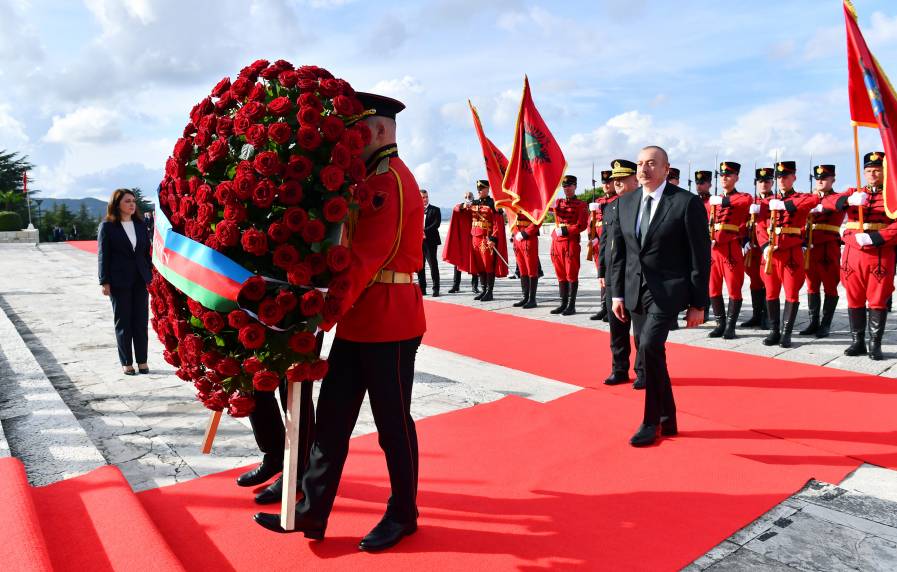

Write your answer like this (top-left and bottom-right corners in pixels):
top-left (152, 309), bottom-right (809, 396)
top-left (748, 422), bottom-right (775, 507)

top-left (109, 279), bottom-right (149, 366)
top-left (607, 295), bottom-right (643, 378)
top-left (300, 336), bottom-right (422, 523)
top-left (418, 240), bottom-right (440, 293)
top-left (630, 288), bottom-right (676, 425)
top-left (248, 381), bottom-right (288, 467)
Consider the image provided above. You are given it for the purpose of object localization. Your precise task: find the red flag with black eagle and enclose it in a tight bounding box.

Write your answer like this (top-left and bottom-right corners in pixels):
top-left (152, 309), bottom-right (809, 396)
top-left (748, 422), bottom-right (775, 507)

top-left (844, 0), bottom-right (897, 217)
top-left (469, 100), bottom-right (513, 211)
top-left (502, 76), bottom-right (566, 225)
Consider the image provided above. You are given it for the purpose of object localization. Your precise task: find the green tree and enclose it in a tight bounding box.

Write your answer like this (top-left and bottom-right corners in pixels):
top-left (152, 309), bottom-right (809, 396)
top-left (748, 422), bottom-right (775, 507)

top-left (130, 187), bottom-right (155, 214)
top-left (74, 203), bottom-right (100, 239)
top-left (0, 150), bottom-right (39, 224)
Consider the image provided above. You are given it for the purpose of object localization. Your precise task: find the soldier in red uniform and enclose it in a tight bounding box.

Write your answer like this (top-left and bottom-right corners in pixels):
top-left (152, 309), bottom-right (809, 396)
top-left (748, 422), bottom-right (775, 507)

top-left (511, 211), bottom-right (541, 309)
top-left (823, 151), bottom-right (891, 360)
top-left (706, 162), bottom-right (752, 339)
top-left (255, 93), bottom-right (425, 551)
top-left (667, 167), bottom-right (681, 187)
top-left (740, 168), bottom-right (774, 329)
top-left (757, 161), bottom-right (820, 348)
top-left (695, 170), bottom-right (713, 218)
top-left (466, 180), bottom-right (502, 301)
top-left (588, 170), bottom-right (616, 320)
top-left (550, 174), bottom-right (589, 315)
top-left (800, 164), bottom-right (844, 338)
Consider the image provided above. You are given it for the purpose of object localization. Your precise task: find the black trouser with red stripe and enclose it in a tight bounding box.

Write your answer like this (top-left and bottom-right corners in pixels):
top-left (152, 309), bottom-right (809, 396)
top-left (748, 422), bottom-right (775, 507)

top-left (299, 336), bottom-right (422, 524)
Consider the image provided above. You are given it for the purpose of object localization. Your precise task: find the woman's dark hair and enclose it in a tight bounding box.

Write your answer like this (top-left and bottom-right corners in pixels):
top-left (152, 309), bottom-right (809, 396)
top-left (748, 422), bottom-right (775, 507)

top-left (105, 188), bottom-right (143, 222)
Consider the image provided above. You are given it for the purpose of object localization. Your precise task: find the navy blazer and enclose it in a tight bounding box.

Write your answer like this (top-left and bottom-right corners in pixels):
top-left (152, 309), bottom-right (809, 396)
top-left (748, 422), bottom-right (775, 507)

top-left (97, 219), bottom-right (153, 287)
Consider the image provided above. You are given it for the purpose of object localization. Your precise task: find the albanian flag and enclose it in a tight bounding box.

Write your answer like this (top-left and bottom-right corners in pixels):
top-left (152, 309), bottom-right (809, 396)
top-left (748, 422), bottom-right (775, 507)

top-left (502, 76), bottom-right (566, 225)
top-left (844, 0), bottom-right (897, 217)
top-left (469, 100), bottom-right (513, 210)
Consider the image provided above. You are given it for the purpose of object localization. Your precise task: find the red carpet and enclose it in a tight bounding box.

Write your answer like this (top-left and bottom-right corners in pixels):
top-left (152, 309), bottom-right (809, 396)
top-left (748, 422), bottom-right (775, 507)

top-left (422, 300), bottom-right (897, 470)
top-left (67, 240), bottom-right (98, 254)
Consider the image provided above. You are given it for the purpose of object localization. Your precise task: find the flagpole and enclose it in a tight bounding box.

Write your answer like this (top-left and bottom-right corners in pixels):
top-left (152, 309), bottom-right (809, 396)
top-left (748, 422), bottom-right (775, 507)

top-left (853, 124), bottom-right (864, 225)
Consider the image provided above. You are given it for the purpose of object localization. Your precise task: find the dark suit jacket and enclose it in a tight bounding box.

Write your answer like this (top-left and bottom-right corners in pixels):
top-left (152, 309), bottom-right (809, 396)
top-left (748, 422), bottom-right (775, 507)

top-left (423, 204), bottom-right (442, 245)
top-left (608, 183), bottom-right (711, 314)
top-left (597, 200), bottom-right (618, 280)
top-left (97, 219), bottom-right (153, 287)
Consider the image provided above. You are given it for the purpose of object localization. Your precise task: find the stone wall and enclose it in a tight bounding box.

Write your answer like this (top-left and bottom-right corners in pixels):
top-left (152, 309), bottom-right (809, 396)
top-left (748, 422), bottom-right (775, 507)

top-left (0, 229), bottom-right (39, 244)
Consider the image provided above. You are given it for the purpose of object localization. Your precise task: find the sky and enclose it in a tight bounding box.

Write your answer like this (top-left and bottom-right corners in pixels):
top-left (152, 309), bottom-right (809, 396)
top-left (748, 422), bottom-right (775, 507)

top-left (2, 0), bottom-right (897, 208)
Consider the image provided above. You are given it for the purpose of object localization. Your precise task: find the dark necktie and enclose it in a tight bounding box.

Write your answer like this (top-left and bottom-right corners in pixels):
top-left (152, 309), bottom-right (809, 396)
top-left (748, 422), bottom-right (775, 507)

top-left (638, 195), bottom-right (653, 246)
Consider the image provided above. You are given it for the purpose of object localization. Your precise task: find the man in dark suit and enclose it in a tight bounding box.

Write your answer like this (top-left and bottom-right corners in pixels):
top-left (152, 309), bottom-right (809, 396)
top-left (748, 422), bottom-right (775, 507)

top-left (418, 189), bottom-right (442, 297)
top-left (608, 146), bottom-right (711, 447)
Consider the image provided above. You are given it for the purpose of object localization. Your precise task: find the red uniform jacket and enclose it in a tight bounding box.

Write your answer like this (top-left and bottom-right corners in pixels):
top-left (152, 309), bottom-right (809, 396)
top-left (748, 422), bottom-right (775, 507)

top-left (587, 193), bottom-right (617, 260)
top-left (750, 192), bottom-right (773, 246)
top-left (443, 205), bottom-right (473, 273)
top-left (757, 189), bottom-right (820, 250)
top-left (329, 151), bottom-right (426, 342)
top-left (709, 190), bottom-right (752, 246)
top-left (553, 197), bottom-right (588, 241)
top-left (823, 185), bottom-right (892, 249)
top-left (806, 191), bottom-right (844, 246)
top-left (511, 218), bottom-right (540, 237)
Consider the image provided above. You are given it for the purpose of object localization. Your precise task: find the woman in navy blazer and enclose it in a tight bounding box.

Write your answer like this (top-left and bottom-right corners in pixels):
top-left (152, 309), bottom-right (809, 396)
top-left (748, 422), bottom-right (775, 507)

top-left (97, 189), bottom-right (153, 375)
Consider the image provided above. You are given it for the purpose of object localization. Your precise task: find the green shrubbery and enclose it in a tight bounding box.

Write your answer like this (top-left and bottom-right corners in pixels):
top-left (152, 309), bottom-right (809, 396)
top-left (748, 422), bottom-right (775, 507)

top-left (0, 211), bottom-right (23, 231)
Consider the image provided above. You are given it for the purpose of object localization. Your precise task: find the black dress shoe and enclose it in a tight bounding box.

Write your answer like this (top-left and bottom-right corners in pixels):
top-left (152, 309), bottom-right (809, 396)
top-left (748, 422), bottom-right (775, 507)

top-left (603, 372), bottom-right (629, 386)
top-left (432, 291), bottom-right (439, 298)
top-left (253, 511), bottom-right (326, 539)
top-left (236, 462), bottom-right (282, 487)
top-left (632, 377), bottom-right (646, 390)
top-left (660, 415), bottom-right (678, 436)
top-left (255, 475), bottom-right (287, 504)
top-left (358, 516), bottom-right (418, 552)
top-left (138, 367), bottom-right (150, 374)
top-left (629, 424), bottom-right (659, 447)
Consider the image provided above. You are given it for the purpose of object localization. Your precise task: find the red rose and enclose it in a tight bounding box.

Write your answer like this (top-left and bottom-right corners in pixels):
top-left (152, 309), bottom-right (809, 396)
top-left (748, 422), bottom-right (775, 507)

top-left (308, 359), bottom-right (329, 380)
top-left (268, 96), bottom-right (293, 116)
top-left (211, 76), bottom-right (231, 97)
top-left (173, 319), bottom-right (191, 338)
top-left (202, 311), bottom-right (225, 334)
top-left (215, 92), bottom-right (236, 112)
top-left (319, 78), bottom-right (340, 97)
top-left (194, 128), bottom-right (211, 148)
top-left (228, 309), bottom-right (251, 328)
top-left (251, 180), bottom-right (276, 208)
top-left (223, 203), bottom-right (247, 223)
top-left (243, 100), bottom-right (266, 121)
top-left (319, 165), bottom-right (345, 191)
top-left (253, 370), bottom-right (281, 392)
top-left (165, 157), bottom-right (184, 179)
top-left (300, 289), bottom-right (324, 316)
top-left (227, 393), bottom-right (256, 417)
top-left (253, 150), bottom-right (282, 177)
top-left (287, 263), bottom-right (312, 286)
top-left (258, 298), bottom-right (284, 326)
top-left (216, 116), bottom-right (234, 138)
top-left (288, 331), bottom-right (316, 354)
top-left (286, 362), bottom-right (311, 383)
top-left (202, 390), bottom-right (228, 412)
top-left (322, 294), bottom-right (342, 323)
top-left (247, 123), bottom-right (268, 149)
top-left (194, 377), bottom-right (214, 394)
top-left (285, 155), bottom-right (313, 180)
top-left (183, 122), bottom-right (197, 137)
top-left (342, 128), bottom-right (364, 153)
top-left (278, 181), bottom-right (303, 205)
top-left (163, 350), bottom-right (181, 367)
top-left (297, 106), bottom-right (321, 127)
top-left (301, 219), bottom-right (326, 243)
top-left (240, 275), bottom-right (267, 301)
top-left (196, 153), bottom-right (211, 174)
top-left (326, 244), bottom-right (351, 271)
top-left (276, 290), bottom-right (298, 312)
top-left (215, 220), bottom-right (240, 247)
top-left (249, 83), bottom-right (267, 102)
top-left (196, 183), bottom-right (214, 203)
top-left (323, 196), bottom-right (349, 222)
top-left (267, 222), bottom-right (291, 243)
top-left (283, 207), bottom-right (308, 231)
top-left (273, 243), bottom-right (300, 269)
top-left (268, 122), bottom-right (292, 145)
top-left (234, 114), bottom-right (252, 135)
top-left (163, 335), bottom-right (179, 351)
top-left (215, 181), bottom-right (236, 204)
top-left (181, 334), bottom-right (204, 361)
top-left (199, 114), bottom-right (217, 132)
top-left (354, 123), bottom-right (372, 146)
top-left (200, 350), bottom-right (223, 369)
top-left (306, 252), bottom-right (326, 275)
top-left (296, 126), bottom-right (322, 150)
top-left (249, 59), bottom-right (270, 74)
top-left (348, 158), bottom-right (366, 183)
top-left (204, 235), bottom-right (223, 251)
top-left (333, 95), bottom-right (355, 116)
top-left (329, 144), bottom-right (351, 170)
top-left (298, 92), bottom-right (323, 109)
top-left (173, 138), bottom-right (192, 162)
top-left (231, 77), bottom-right (252, 98)
top-left (187, 298), bottom-right (205, 318)
top-left (241, 227), bottom-right (269, 256)
top-left (190, 97), bottom-right (213, 125)
top-left (320, 116), bottom-right (345, 142)
top-left (238, 323), bottom-right (266, 349)
top-left (242, 356), bottom-right (264, 374)
top-left (278, 70), bottom-right (299, 88)
top-left (207, 138), bottom-right (229, 163)
top-left (197, 203), bottom-right (216, 225)
top-left (234, 171), bottom-right (256, 199)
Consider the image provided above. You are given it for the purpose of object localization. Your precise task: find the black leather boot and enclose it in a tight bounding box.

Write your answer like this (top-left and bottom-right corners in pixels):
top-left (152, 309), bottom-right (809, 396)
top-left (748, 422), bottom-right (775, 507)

top-left (523, 277), bottom-right (538, 308)
top-left (780, 300), bottom-right (799, 348)
top-left (448, 268), bottom-right (461, 293)
top-left (708, 296), bottom-right (726, 338)
top-left (740, 289), bottom-right (764, 328)
top-left (815, 295), bottom-right (839, 338)
top-left (844, 307), bottom-right (868, 356)
top-left (591, 287), bottom-right (608, 320)
top-left (758, 288), bottom-right (770, 329)
top-left (799, 293), bottom-right (821, 335)
top-left (480, 273), bottom-right (494, 301)
top-left (562, 281), bottom-right (578, 315)
top-left (868, 308), bottom-right (887, 361)
top-left (513, 275), bottom-right (530, 307)
top-left (473, 273), bottom-right (487, 300)
top-left (472, 274), bottom-right (480, 294)
top-left (551, 282), bottom-right (569, 314)
top-left (723, 298), bottom-right (742, 339)
top-left (762, 299), bottom-right (781, 346)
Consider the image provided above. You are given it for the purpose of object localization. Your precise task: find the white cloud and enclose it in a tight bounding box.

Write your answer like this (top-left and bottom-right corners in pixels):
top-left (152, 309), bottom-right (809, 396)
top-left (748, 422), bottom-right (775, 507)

top-left (0, 103), bottom-right (29, 147)
top-left (868, 11), bottom-right (897, 45)
top-left (372, 75), bottom-right (425, 97)
top-left (44, 107), bottom-right (122, 144)
top-left (803, 26), bottom-right (842, 61)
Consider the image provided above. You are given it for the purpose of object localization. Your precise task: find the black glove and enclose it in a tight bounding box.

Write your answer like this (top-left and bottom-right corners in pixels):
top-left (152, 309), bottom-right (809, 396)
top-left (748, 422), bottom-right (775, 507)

top-left (520, 230), bottom-right (528, 240)
top-left (488, 236), bottom-right (498, 244)
top-left (560, 227), bottom-right (568, 237)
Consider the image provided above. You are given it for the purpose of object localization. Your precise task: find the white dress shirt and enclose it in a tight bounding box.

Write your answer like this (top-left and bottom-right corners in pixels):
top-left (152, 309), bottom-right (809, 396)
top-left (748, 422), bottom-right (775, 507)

top-left (121, 220), bottom-right (137, 250)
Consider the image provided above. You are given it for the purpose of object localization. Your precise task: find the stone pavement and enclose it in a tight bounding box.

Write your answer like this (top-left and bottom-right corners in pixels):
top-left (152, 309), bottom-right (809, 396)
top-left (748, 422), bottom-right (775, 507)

top-left (1, 236), bottom-right (896, 570)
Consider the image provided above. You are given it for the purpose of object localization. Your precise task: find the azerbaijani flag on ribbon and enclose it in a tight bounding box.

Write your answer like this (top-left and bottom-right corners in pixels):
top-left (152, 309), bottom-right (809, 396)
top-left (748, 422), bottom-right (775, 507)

top-left (844, 0), bottom-right (897, 217)
top-left (502, 76), bottom-right (566, 225)
top-left (153, 205), bottom-right (253, 312)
